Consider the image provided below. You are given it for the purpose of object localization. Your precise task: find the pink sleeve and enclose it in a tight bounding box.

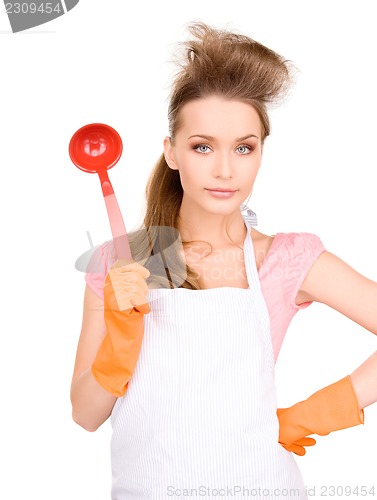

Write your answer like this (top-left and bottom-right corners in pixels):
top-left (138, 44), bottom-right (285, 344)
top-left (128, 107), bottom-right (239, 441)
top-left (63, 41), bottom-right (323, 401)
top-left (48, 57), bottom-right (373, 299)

top-left (84, 240), bottom-right (117, 300)
top-left (280, 232), bottom-right (327, 311)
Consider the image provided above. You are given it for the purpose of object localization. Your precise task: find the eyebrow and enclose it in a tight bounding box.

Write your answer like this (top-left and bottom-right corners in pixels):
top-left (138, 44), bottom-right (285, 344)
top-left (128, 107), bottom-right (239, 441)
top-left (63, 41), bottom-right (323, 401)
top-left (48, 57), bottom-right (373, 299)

top-left (187, 133), bottom-right (259, 141)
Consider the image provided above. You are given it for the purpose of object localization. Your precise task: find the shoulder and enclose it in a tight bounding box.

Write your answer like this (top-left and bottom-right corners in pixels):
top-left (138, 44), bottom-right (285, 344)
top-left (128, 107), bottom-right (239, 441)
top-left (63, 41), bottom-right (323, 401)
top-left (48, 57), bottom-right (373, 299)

top-left (251, 228), bottom-right (326, 306)
top-left (84, 239), bottom-right (117, 276)
top-left (252, 228), bottom-right (325, 262)
top-left (83, 239), bottom-right (118, 298)
top-left (276, 231), bottom-right (326, 260)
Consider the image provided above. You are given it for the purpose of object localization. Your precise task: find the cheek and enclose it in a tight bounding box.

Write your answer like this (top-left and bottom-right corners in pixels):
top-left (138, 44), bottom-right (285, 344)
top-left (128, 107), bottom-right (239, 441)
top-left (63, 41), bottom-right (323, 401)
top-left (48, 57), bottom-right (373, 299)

top-left (175, 156), bottom-right (202, 187)
top-left (178, 168), bottom-right (199, 190)
top-left (239, 169), bottom-right (259, 192)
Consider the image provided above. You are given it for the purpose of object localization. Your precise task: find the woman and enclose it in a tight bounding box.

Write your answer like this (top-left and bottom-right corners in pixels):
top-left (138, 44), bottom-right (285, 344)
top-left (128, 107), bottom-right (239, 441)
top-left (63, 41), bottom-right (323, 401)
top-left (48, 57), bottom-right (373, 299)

top-left (70, 22), bottom-right (376, 499)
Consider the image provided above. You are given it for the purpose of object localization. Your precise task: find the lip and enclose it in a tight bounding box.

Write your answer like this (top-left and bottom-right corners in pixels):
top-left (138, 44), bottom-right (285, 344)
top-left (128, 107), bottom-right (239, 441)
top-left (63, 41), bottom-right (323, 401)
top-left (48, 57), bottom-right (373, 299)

top-left (205, 188), bottom-right (237, 192)
top-left (205, 189), bottom-right (237, 199)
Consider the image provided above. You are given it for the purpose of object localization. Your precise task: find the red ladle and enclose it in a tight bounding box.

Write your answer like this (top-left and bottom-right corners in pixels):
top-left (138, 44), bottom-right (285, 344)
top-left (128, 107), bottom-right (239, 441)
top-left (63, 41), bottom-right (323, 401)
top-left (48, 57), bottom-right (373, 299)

top-left (69, 123), bottom-right (133, 264)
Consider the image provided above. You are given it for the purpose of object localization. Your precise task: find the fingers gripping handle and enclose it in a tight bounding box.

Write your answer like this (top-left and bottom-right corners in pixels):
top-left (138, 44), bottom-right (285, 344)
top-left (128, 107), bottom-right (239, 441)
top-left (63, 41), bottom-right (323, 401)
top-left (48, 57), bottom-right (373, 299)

top-left (106, 263), bottom-right (151, 313)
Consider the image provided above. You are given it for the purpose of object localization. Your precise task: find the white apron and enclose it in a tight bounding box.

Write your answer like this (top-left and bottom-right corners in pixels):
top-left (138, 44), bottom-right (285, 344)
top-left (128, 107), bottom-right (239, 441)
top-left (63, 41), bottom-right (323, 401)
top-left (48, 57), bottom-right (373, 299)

top-left (110, 212), bottom-right (308, 500)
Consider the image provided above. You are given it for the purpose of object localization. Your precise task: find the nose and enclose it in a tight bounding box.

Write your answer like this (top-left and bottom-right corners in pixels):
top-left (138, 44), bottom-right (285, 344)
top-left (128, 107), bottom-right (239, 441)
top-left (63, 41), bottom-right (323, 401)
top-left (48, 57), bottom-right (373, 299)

top-left (213, 151), bottom-right (233, 178)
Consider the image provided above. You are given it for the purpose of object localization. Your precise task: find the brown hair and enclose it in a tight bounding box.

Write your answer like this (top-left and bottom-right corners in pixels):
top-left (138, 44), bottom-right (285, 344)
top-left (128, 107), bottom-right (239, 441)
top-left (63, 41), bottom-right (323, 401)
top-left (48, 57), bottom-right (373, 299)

top-left (127, 21), bottom-right (297, 290)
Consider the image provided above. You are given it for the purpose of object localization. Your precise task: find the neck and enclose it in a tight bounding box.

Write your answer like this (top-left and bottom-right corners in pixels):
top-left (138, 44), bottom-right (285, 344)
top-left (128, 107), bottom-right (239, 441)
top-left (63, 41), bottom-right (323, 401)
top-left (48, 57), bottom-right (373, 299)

top-left (177, 199), bottom-right (247, 250)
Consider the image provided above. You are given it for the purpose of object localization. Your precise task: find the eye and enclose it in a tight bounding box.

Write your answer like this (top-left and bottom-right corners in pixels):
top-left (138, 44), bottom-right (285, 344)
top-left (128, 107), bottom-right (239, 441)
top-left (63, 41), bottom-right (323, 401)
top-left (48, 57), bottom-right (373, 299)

top-left (237, 145), bottom-right (254, 154)
top-left (193, 144), bottom-right (211, 154)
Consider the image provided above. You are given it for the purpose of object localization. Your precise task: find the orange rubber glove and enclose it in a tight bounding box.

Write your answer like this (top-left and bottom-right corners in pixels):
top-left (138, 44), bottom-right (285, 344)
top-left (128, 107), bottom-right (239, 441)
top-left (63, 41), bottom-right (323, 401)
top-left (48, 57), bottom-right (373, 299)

top-left (91, 260), bottom-right (151, 398)
top-left (276, 409), bottom-right (316, 456)
top-left (277, 375), bottom-right (364, 455)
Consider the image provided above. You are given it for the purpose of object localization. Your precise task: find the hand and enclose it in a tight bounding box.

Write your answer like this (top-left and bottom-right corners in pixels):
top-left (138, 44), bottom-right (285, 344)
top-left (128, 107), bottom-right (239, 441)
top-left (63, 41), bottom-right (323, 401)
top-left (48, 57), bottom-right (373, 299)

top-left (91, 261), bottom-right (151, 397)
top-left (106, 260), bottom-right (151, 313)
top-left (276, 376), bottom-right (364, 456)
top-left (277, 408), bottom-right (316, 456)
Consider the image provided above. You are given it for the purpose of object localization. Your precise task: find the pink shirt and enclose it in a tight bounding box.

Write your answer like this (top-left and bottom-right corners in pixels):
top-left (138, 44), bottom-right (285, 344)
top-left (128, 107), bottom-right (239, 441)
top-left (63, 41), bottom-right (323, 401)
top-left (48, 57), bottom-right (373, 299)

top-left (84, 231), bottom-right (326, 363)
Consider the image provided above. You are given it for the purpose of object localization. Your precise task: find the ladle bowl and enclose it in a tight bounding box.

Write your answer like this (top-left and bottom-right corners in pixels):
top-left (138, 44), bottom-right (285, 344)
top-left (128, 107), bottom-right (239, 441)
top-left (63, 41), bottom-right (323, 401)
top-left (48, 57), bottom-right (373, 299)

top-left (69, 123), bottom-right (133, 266)
top-left (69, 123), bottom-right (123, 174)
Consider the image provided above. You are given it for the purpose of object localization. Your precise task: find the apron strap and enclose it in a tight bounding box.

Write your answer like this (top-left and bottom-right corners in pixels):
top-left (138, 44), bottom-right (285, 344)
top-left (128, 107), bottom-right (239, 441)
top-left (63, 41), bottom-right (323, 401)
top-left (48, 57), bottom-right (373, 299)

top-left (240, 204), bottom-right (258, 228)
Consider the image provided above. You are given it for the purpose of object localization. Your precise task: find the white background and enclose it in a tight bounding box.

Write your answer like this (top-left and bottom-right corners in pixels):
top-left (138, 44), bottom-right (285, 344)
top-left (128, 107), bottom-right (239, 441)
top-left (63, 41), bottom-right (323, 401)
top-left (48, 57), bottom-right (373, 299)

top-left (1, 1), bottom-right (376, 499)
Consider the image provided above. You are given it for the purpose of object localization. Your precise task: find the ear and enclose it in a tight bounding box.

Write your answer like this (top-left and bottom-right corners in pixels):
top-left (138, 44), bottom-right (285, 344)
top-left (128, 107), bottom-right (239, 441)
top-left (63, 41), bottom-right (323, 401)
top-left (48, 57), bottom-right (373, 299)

top-left (163, 136), bottom-right (179, 171)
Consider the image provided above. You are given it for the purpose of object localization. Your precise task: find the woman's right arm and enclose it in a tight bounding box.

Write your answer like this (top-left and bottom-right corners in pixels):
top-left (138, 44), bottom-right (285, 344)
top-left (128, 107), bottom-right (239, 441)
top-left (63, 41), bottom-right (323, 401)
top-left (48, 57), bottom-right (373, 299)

top-left (70, 284), bottom-right (118, 432)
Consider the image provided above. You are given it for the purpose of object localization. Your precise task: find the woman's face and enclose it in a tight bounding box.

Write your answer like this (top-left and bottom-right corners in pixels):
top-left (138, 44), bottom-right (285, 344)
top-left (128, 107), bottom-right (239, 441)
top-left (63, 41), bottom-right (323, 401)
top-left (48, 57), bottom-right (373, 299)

top-left (163, 95), bottom-right (263, 216)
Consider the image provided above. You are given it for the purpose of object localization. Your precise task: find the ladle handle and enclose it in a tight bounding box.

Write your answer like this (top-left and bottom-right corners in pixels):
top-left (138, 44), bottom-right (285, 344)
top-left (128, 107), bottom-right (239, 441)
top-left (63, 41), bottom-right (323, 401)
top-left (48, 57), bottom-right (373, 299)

top-left (103, 188), bottom-right (134, 265)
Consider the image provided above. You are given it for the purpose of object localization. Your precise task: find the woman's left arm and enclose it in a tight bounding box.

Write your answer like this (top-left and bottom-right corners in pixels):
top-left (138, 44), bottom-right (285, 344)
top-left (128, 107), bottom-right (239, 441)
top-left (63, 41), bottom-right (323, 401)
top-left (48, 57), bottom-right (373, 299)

top-left (298, 250), bottom-right (377, 410)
